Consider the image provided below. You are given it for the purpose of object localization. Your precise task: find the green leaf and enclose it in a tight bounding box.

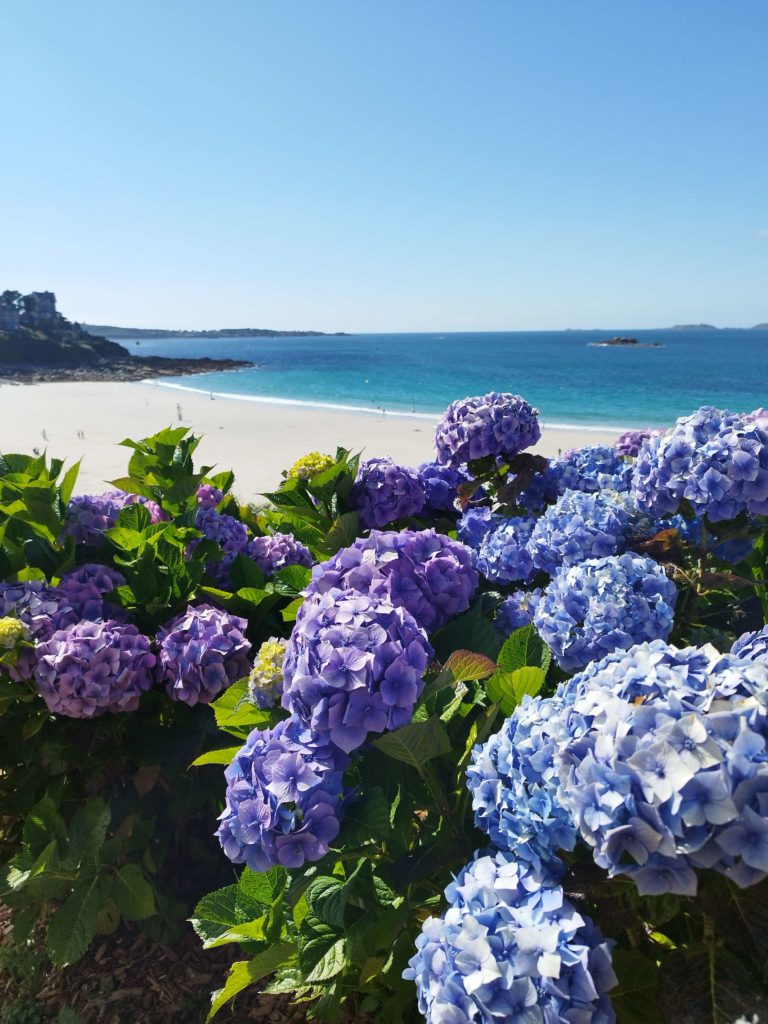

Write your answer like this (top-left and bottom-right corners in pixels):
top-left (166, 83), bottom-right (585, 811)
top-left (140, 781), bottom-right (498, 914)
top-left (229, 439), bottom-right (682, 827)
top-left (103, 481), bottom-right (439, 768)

top-left (432, 599), bottom-right (501, 662)
top-left (497, 624), bottom-right (551, 674)
top-left (190, 746), bottom-right (241, 767)
top-left (271, 564), bottom-right (312, 595)
top-left (113, 864), bottom-right (156, 921)
top-left (46, 875), bottom-right (103, 966)
top-left (373, 718), bottom-right (452, 768)
top-left (66, 798), bottom-right (111, 868)
top-left (324, 511), bottom-right (361, 552)
top-left (208, 943), bottom-right (296, 1018)
top-left (298, 915), bottom-right (347, 983)
top-left (192, 881), bottom-right (270, 946)
top-left (306, 877), bottom-right (346, 929)
top-left (337, 788), bottom-right (392, 846)
top-left (610, 950), bottom-right (659, 1024)
top-left (486, 666), bottom-right (546, 714)
top-left (211, 678), bottom-right (270, 734)
top-left (23, 795), bottom-right (65, 856)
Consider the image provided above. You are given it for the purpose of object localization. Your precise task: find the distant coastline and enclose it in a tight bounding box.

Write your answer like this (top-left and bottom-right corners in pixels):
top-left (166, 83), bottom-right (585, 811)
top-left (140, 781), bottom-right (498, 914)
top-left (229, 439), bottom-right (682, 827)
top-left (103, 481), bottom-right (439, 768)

top-left (84, 324), bottom-right (349, 339)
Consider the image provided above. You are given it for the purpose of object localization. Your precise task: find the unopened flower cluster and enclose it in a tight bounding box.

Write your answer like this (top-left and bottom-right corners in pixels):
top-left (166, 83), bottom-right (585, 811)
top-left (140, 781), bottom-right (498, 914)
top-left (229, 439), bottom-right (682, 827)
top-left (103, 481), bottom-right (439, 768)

top-left (288, 451), bottom-right (335, 480)
top-left (248, 638), bottom-right (287, 709)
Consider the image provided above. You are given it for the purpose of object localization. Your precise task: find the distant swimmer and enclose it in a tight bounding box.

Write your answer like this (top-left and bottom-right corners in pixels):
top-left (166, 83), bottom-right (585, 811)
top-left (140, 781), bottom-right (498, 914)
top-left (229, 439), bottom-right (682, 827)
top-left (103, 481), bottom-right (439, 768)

top-left (177, 403), bottom-right (183, 421)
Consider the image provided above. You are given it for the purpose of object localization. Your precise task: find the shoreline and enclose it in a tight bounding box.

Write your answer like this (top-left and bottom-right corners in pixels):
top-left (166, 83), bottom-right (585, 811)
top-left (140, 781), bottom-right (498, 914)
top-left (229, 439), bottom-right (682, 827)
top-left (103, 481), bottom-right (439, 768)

top-left (0, 380), bottom-right (625, 501)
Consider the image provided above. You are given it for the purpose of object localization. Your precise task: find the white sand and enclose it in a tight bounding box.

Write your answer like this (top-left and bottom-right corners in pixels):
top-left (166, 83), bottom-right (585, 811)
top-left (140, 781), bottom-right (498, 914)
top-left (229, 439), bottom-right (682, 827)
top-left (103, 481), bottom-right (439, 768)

top-left (0, 381), bottom-right (621, 501)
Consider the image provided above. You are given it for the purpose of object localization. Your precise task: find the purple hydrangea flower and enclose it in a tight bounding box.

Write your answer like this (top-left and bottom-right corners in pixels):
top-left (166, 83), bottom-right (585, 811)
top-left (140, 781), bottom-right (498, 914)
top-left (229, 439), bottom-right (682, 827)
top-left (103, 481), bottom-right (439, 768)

top-left (246, 532), bottom-right (313, 577)
top-left (156, 604), bottom-right (252, 706)
top-left (0, 580), bottom-right (74, 681)
top-left (34, 620), bottom-right (155, 718)
top-left (632, 406), bottom-right (768, 522)
top-left (217, 716), bottom-right (346, 872)
top-left (52, 563), bottom-right (127, 625)
top-left (556, 640), bottom-right (768, 894)
top-left (528, 490), bottom-right (634, 575)
top-left (307, 529), bottom-right (477, 633)
top-left (404, 851), bottom-right (617, 1024)
top-left (732, 626), bottom-right (768, 663)
top-left (197, 483), bottom-right (224, 510)
top-left (194, 507), bottom-right (250, 584)
top-left (64, 491), bottom-right (165, 547)
top-left (615, 428), bottom-right (665, 458)
top-left (534, 553), bottom-right (678, 671)
top-left (434, 393), bottom-right (541, 468)
top-left (282, 588), bottom-right (432, 753)
top-left (417, 461), bottom-right (473, 514)
top-left (349, 457), bottom-right (425, 529)
top-left (474, 516), bottom-right (537, 584)
top-left (495, 588), bottom-right (543, 635)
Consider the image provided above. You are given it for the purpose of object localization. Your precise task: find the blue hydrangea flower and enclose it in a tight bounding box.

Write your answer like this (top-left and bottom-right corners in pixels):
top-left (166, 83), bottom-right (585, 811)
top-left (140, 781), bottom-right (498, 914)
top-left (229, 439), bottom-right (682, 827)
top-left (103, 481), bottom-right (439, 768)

top-left (418, 461), bottom-right (473, 514)
top-left (550, 445), bottom-right (634, 496)
top-left (474, 516), bottom-right (536, 584)
top-left (556, 641), bottom-right (768, 894)
top-left (156, 604), bottom-right (252, 706)
top-left (217, 716), bottom-right (346, 872)
top-left (52, 563), bottom-right (127, 624)
top-left (350, 458), bottom-right (425, 528)
top-left (534, 554), bottom-right (677, 671)
top-left (495, 588), bottom-right (543, 635)
top-left (467, 694), bottom-right (578, 875)
top-left (615, 428), bottom-right (664, 458)
top-left (632, 406), bottom-right (768, 522)
top-left (64, 491), bottom-right (165, 546)
top-left (732, 626), bottom-right (768, 663)
top-left (404, 851), bottom-right (617, 1024)
top-left (434, 393), bottom-right (541, 468)
top-left (528, 490), bottom-right (634, 575)
top-left (457, 507), bottom-right (497, 549)
top-left (307, 529), bottom-right (477, 634)
top-left (246, 532), bottom-right (313, 577)
top-left (34, 620), bottom-right (155, 718)
top-left (282, 588), bottom-right (432, 753)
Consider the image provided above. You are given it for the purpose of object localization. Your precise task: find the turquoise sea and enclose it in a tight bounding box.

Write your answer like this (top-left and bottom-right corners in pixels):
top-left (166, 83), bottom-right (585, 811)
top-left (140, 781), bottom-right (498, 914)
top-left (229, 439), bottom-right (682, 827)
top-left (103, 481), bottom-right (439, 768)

top-left (122, 329), bottom-right (768, 430)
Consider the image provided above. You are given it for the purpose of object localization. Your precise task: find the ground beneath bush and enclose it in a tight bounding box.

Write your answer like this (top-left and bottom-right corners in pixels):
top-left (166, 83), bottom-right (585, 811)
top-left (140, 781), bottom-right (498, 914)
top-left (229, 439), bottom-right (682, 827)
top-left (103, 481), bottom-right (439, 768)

top-left (0, 905), bottom-right (315, 1024)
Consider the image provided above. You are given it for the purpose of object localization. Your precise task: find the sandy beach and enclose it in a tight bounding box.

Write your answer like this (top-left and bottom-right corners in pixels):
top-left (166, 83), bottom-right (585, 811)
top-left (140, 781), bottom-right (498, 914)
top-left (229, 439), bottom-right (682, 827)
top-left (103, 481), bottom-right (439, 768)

top-left (0, 381), bottom-right (621, 501)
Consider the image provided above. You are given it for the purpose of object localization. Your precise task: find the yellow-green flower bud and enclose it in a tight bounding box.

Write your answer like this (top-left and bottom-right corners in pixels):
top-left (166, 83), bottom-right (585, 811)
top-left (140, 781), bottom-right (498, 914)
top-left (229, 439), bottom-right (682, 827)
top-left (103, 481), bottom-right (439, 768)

top-left (0, 617), bottom-right (28, 651)
top-left (288, 452), bottom-right (335, 481)
top-left (248, 638), bottom-right (287, 709)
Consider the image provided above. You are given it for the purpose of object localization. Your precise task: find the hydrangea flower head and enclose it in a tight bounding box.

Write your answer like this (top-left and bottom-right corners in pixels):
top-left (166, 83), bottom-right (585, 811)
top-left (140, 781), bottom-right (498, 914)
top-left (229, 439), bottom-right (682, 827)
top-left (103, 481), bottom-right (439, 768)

top-left (34, 621), bottom-right (155, 718)
top-left (282, 588), bottom-right (432, 753)
top-left (288, 451), bottom-right (335, 480)
top-left (632, 406), bottom-right (768, 522)
top-left (249, 638), bottom-right (288, 709)
top-left (534, 553), bottom-right (677, 671)
top-left (156, 604), bottom-right (251, 706)
top-left (64, 491), bottom-right (164, 546)
top-left (434, 392), bottom-right (541, 468)
top-left (196, 483), bottom-right (224, 509)
top-left (548, 445), bottom-right (633, 496)
top-left (404, 851), bottom-right (617, 1024)
top-left (457, 507), bottom-right (497, 549)
top-left (217, 716), bottom-right (345, 872)
top-left (556, 640), bottom-right (768, 894)
top-left (0, 580), bottom-right (68, 642)
top-left (732, 626), bottom-right (768, 663)
top-left (417, 461), bottom-right (473, 514)
top-left (52, 563), bottom-right (126, 624)
top-left (246, 532), bottom-right (313, 577)
top-left (307, 529), bottom-right (477, 633)
top-left (195, 507), bottom-right (251, 584)
top-left (349, 457), bottom-right (425, 528)
top-left (615, 428), bottom-right (664, 458)
top-left (474, 516), bottom-right (536, 584)
top-left (495, 588), bottom-right (543, 634)
top-left (528, 489), bottom-right (634, 575)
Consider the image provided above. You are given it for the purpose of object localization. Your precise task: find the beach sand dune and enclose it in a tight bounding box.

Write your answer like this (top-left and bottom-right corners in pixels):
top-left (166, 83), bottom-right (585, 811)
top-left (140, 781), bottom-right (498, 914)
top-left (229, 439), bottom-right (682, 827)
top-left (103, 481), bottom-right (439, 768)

top-left (1, 381), bottom-right (621, 501)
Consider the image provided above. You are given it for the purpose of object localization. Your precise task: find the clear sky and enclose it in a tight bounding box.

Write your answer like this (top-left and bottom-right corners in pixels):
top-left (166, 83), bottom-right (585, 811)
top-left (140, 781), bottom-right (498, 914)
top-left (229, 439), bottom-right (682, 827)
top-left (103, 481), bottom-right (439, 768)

top-left (1, 0), bottom-right (766, 332)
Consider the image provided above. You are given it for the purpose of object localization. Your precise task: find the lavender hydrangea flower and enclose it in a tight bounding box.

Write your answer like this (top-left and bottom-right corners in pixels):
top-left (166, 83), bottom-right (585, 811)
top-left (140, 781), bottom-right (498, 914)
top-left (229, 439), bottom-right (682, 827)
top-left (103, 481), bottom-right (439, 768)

top-left (732, 626), bottom-right (768, 663)
top-left (615, 428), bottom-right (664, 458)
top-left (196, 483), bottom-right (224, 509)
top-left (307, 529), bottom-right (477, 633)
top-left (0, 580), bottom-right (69, 642)
top-left (156, 604), bottom-right (251, 706)
top-left (468, 694), bottom-right (578, 875)
top-left (52, 563), bottom-right (127, 625)
top-left (349, 457), bottom-right (425, 529)
top-left (246, 532), bottom-right (313, 577)
top-left (195, 507), bottom-right (250, 584)
top-left (632, 406), bottom-right (768, 522)
top-left (64, 491), bottom-right (165, 546)
top-left (556, 641), bottom-right (768, 894)
top-left (534, 553), bottom-right (677, 671)
top-left (475, 516), bottom-right (536, 584)
top-left (34, 620), bottom-right (155, 718)
top-left (495, 588), bottom-right (543, 635)
top-left (248, 637), bottom-right (288, 709)
top-left (217, 716), bottom-right (345, 871)
top-left (418, 461), bottom-right (473, 514)
top-left (528, 490), bottom-right (634, 575)
top-left (404, 851), bottom-right (617, 1024)
top-left (434, 393), bottom-right (541, 468)
top-left (282, 588), bottom-right (432, 753)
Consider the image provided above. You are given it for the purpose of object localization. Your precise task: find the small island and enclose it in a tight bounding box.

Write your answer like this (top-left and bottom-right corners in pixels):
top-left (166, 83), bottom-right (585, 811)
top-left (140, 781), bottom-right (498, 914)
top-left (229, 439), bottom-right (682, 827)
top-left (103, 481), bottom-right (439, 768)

top-left (83, 324), bottom-right (348, 339)
top-left (587, 336), bottom-right (664, 348)
top-left (0, 291), bottom-right (252, 383)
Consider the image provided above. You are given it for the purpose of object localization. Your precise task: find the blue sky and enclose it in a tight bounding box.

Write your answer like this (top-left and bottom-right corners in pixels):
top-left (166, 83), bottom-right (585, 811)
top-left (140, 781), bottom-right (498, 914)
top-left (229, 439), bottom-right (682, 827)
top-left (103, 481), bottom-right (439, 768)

top-left (1, 0), bottom-right (766, 331)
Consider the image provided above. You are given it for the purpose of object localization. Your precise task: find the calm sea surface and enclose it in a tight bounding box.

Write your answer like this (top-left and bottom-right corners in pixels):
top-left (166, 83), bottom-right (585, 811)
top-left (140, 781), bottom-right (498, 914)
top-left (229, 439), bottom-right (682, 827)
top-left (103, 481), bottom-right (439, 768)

top-left (122, 329), bottom-right (768, 430)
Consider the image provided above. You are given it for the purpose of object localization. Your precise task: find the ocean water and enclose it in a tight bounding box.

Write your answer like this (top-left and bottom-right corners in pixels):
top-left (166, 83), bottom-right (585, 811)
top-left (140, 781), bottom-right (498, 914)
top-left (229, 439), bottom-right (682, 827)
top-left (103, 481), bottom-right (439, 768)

top-left (121, 329), bottom-right (768, 430)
